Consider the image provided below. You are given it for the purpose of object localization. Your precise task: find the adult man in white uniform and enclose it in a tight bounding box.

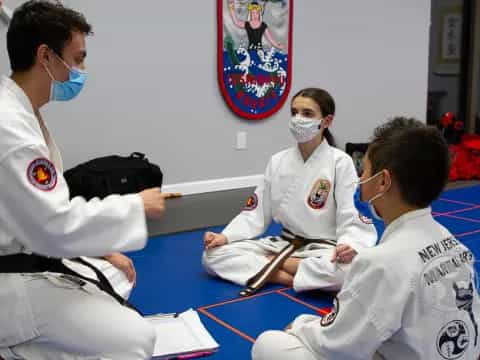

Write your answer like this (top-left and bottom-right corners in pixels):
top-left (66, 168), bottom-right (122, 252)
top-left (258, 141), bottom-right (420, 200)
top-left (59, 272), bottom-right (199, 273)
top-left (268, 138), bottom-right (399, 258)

top-left (252, 118), bottom-right (480, 359)
top-left (203, 88), bottom-right (377, 293)
top-left (0, 2), bottom-right (170, 359)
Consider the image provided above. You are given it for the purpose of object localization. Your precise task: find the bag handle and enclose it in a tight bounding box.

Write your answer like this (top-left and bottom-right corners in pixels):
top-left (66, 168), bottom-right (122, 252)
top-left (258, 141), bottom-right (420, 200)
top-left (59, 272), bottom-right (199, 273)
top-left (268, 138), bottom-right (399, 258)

top-left (130, 152), bottom-right (146, 160)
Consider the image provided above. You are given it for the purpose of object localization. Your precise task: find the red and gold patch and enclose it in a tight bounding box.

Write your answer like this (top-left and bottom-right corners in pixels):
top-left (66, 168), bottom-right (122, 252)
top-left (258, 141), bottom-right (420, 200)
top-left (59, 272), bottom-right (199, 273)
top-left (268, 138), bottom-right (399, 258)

top-left (321, 297), bottom-right (339, 327)
top-left (27, 158), bottom-right (57, 191)
top-left (244, 193), bottom-right (258, 211)
top-left (307, 179), bottom-right (331, 209)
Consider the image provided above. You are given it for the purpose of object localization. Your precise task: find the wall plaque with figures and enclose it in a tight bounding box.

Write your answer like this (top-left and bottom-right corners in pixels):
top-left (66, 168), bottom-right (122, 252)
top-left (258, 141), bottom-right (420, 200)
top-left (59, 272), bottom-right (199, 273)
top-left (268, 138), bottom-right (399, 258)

top-left (0, 0), bottom-right (13, 24)
top-left (218, 0), bottom-right (293, 120)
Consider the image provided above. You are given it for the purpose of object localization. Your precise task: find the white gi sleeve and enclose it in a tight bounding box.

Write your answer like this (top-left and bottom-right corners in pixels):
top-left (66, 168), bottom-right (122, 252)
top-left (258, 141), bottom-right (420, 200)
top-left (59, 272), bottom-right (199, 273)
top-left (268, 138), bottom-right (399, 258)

top-left (222, 159), bottom-right (273, 243)
top-left (0, 144), bottom-right (147, 258)
top-left (289, 255), bottom-right (406, 359)
top-left (334, 156), bottom-right (377, 252)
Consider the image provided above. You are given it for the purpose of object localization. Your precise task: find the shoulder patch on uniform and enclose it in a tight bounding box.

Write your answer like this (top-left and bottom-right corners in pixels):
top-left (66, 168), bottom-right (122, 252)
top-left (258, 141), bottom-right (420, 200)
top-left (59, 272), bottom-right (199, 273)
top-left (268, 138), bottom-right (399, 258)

top-left (359, 212), bottom-right (373, 224)
top-left (308, 179), bottom-right (331, 210)
top-left (27, 158), bottom-right (57, 191)
top-left (244, 193), bottom-right (258, 211)
top-left (437, 320), bottom-right (470, 359)
top-left (321, 297), bottom-right (339, 327)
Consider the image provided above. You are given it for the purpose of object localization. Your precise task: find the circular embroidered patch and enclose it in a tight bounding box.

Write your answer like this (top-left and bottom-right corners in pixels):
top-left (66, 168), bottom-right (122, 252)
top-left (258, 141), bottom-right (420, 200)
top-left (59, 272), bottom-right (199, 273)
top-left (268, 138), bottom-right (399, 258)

top-left (27, 158), bottom-right (57, 191)
top-left (244, 193), bottom-right (258, 211)
top-left (308, 179), bottom-right (331, 209)
top-left (321, 297), bottom-right (339, 327)
top-left (359, 212), bottom-right (373, 224)
top-left (437, 320), bottom-right (470, 359)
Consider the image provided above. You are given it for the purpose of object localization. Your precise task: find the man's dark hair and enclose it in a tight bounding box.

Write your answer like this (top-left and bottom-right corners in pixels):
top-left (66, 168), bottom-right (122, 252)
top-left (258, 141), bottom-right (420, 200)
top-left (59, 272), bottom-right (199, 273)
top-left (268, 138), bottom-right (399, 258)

top-left (7, 0), bottom-right (92, 72)
top-left (368, 117), bottom-right (450, 208)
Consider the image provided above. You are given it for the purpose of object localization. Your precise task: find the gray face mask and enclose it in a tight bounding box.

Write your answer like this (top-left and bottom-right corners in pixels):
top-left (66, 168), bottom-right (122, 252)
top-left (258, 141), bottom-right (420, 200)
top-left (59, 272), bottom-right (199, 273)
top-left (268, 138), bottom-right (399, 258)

top-left (289, 115), bottom-right (323, 143)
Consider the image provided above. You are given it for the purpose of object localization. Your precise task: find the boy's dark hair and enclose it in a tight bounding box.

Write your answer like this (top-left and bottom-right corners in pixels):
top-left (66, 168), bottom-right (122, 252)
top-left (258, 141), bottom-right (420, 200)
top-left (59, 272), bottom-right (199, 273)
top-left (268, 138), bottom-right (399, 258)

top-left (292, 87), bottom-right (336, 147)
top-left (368, 117), bottom-right (450, 208)
top-left (7, 0), bottom-right (92, 72)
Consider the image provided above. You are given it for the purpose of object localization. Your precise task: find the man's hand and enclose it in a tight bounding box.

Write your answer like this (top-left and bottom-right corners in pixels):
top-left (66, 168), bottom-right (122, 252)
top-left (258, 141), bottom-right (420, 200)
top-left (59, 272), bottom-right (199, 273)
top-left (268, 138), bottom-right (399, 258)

top-left (204, 232), bottom-right (227, 250)
top-left (139, 188), bottom-right (181, 220)
top-left (104, 253), bottom-right (136, 285)
top-left (331, 244), bottom-right (357, 264)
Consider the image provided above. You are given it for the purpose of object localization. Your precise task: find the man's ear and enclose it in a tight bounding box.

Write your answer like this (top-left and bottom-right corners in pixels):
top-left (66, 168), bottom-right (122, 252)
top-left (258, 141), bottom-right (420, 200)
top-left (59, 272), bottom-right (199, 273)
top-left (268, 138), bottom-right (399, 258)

top-left (36, 44), bottom-right (51, 67)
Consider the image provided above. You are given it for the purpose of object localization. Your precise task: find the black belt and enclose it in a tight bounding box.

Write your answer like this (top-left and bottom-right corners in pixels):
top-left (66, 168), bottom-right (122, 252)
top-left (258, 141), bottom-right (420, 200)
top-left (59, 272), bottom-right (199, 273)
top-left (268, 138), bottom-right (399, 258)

top-left (238, 228), bottom-right (336, 297)
top-left (0, 253), bottom-right (141, 315)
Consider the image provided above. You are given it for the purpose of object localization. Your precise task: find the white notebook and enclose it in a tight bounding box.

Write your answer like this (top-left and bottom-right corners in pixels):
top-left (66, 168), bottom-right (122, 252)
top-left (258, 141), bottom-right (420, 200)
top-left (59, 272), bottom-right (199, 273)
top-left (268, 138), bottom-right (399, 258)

top-left (146, 309), bottom-right (219, 359)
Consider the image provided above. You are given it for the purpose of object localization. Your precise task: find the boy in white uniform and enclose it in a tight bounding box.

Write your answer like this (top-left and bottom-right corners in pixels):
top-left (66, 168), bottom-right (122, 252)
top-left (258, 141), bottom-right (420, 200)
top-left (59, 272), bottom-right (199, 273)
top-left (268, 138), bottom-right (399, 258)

top-left (252, 117), bottom-right (480, 360)
top-left (0, 2), bottom-right (171, 359)
top-left (203, 88), bottom-right (377, 293)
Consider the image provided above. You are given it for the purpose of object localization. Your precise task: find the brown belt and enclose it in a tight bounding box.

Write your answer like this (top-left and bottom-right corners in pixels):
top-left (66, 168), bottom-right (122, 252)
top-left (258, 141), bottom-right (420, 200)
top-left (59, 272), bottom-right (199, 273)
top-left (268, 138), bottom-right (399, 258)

top-left (239, 229), bottom-right (335, 297)
top-left (279, 228), bottom-right (337, 246)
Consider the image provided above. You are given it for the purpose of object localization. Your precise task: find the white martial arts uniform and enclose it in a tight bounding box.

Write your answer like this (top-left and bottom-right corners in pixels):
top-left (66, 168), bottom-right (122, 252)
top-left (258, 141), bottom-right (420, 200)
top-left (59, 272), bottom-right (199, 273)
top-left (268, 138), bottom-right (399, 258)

top-left (0, 76), bottom-right (155, 360)
top-left (63, 256), bottom-right (134, 300)
top-left (203, 140), bottom-right (377, 291)
top-left (252, 208), bottom-right (480, 360)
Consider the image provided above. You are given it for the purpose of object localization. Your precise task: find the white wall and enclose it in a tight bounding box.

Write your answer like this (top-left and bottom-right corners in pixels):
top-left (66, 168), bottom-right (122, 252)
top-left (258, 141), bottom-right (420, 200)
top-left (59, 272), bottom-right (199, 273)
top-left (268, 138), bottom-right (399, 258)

top-left (0, 0), bottom-right (431, 190)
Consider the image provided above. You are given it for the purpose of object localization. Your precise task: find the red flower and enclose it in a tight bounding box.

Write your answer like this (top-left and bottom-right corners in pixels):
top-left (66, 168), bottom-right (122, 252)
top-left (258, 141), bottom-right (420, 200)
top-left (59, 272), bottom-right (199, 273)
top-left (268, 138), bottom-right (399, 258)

top-left (440, 112), bottom-right (455, 128)
top-left (454, 121), bottom-right (464, 131)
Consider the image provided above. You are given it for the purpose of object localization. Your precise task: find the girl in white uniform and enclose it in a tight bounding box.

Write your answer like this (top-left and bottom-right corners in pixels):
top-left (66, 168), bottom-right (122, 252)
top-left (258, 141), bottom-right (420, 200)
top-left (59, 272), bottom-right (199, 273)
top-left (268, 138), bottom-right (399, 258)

top-left (202, 88), bottom-right (377, 292)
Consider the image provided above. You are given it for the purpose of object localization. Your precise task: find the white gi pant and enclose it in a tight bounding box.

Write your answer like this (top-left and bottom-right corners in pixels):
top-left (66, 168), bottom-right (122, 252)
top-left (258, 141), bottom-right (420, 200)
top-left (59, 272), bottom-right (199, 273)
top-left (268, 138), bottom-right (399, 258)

top-left (252, 330), bottom-right (386, 360)
top-left (202, 236), bottom-right (350, 292)
top-left (0, 260), bottom-right (154, 360)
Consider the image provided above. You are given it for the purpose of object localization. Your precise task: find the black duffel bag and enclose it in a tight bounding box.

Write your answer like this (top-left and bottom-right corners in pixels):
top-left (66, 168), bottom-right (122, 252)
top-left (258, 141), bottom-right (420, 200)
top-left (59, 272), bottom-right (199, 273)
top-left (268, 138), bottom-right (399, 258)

top-left (64, 152), bottom-right (163, 200)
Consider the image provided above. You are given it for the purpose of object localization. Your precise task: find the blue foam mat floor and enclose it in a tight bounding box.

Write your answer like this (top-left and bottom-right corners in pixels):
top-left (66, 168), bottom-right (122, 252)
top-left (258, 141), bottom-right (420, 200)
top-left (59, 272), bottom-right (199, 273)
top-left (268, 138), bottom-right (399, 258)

top-left (127, 185), bottom-right (480, 359)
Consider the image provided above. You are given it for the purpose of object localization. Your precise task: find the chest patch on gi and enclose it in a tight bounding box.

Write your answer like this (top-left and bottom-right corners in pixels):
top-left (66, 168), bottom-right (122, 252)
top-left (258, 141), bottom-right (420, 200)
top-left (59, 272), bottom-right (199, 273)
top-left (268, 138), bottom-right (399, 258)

top-left (27, 158), bottom-right (57, 191)
top-left (320, 297), bottom-right (339, 327)
top-left (358, 212), bottom-right (373, 224)
top-left (437, 320), bottom-right (470, 359)
top-left (307, 179), bottom-right (331, 209)
top-left (244, 193), bottom-right (258, 211)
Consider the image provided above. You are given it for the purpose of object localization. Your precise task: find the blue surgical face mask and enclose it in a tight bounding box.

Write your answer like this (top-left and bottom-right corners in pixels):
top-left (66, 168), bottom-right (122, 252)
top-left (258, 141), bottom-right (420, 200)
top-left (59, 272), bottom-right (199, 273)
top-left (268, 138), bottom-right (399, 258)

top-left (354, 171), bottom-right (386, 221)
top-left (44, 54), bottom-right (86, 102)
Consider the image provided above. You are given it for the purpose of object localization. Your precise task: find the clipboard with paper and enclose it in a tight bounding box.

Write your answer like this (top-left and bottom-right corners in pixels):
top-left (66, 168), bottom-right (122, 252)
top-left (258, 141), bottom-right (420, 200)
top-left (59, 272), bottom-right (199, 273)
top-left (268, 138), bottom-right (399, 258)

top-left (146, 309), bottom-right (220, 359)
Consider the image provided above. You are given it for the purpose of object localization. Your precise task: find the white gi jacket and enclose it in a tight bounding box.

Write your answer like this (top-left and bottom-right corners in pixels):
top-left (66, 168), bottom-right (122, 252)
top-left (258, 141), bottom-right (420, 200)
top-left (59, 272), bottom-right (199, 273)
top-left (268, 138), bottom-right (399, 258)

top-left (289, 208), bottom-right (480, 360)
top-left (0, 76), bottom-right (147, 347)
top-left (222, 139), bottom-right (377, 251)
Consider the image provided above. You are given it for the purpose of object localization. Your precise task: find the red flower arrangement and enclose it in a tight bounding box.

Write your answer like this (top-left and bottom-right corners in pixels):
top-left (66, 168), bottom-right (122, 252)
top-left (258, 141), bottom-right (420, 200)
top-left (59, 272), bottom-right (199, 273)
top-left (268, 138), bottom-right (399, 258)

top-left (440, 112), bottom-right (455, 128)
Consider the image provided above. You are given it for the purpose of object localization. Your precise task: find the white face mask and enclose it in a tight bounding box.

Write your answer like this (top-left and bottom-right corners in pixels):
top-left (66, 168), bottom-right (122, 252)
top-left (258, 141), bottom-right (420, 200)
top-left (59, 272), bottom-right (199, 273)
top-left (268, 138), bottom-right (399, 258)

top-left (289, 115), bottom-right (323, 143)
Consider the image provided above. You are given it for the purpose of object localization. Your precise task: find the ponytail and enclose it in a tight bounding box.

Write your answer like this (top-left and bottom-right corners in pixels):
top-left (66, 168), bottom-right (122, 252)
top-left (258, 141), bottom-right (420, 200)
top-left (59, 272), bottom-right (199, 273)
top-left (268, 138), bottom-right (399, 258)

top-left (324, 128), bottom-right (336, 147)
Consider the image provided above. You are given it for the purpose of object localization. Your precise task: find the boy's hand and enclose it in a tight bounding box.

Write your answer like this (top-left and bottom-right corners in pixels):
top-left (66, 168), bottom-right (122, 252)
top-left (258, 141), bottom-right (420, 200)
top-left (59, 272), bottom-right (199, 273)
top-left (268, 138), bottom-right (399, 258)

top-left (331, 244), bottom-right (357, 264)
